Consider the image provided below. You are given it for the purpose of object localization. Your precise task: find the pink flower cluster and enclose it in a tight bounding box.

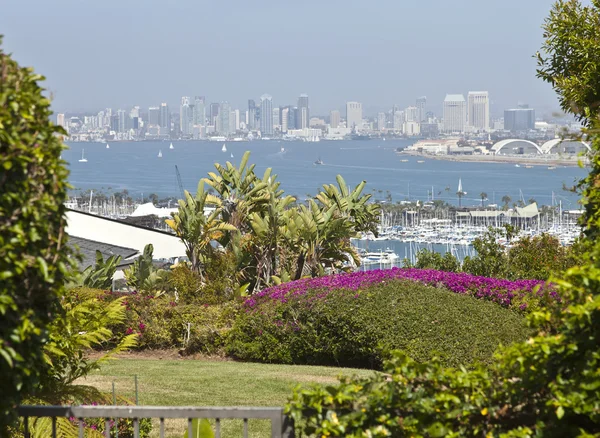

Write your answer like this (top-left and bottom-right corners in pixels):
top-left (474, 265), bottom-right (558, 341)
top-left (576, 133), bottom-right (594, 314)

top-left (247, 268), bottom-right (557, 310)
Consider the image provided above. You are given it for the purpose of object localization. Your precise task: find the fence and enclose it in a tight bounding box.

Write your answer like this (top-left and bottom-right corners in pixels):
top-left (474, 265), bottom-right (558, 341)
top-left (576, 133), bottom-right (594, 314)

top-left (18, 405), bottom-right (295, 438)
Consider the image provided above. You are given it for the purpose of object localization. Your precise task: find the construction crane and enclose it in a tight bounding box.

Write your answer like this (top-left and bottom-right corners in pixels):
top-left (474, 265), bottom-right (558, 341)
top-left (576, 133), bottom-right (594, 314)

top-left (175, 165), bottom-right (185, 200)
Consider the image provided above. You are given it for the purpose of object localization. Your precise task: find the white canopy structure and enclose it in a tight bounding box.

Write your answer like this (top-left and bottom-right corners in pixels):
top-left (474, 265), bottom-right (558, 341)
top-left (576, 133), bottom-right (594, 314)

top-left (491, 139), bottom-right (543, 155)
top-left (540, 139), bottom-right (591, 155)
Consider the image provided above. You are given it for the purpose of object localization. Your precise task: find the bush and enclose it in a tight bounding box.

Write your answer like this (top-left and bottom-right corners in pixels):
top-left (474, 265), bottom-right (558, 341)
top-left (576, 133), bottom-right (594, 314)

top-left (228, 278), bottom-right (531, 369)
top-left (97, 290), bottom-right (238, 355)
top-left (0, 39), bottom-right (70, 431)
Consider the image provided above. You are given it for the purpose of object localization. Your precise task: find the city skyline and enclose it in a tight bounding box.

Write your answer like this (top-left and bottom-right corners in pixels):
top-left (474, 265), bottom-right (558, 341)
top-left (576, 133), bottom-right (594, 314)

top-left (1, 0), bottom-right (560, 115)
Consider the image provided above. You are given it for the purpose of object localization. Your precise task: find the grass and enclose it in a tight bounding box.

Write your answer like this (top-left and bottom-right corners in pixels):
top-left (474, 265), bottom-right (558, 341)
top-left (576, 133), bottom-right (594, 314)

top-left (81, 357), bottom-right (373, 437)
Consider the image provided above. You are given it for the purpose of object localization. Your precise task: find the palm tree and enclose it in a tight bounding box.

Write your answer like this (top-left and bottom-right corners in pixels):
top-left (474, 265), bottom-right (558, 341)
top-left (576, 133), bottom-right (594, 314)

top-left (165, 181), bottom-right (236, 280)
top-left (480, 192), bottom-right (488, 208)
top-left (501, 195), bottom-right (512, 210)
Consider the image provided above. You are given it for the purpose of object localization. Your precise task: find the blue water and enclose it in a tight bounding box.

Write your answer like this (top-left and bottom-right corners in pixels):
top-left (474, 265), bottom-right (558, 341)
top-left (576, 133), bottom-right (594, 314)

top-left (64, 139), bottom-right (587, 208)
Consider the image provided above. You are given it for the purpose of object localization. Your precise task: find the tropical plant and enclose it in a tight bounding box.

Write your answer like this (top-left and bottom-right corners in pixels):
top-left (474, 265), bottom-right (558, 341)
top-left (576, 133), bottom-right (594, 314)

top-left (68, 251), bottom-right (122, 290)
top-left (316, 175), bottom-right (380, 235)
top-left (0, 37), bottom-right (70, 432)
top-left (166, 183), bottom-right (235, 280)
top-left (501, 194), bottom-right (512, 209)
top-left (123, 244), bottom-right (170, 292)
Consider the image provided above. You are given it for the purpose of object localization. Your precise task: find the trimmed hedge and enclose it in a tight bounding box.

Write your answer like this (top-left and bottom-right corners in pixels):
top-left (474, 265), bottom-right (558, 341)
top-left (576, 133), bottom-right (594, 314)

top-left (227, 279), bottom-right (531, 369)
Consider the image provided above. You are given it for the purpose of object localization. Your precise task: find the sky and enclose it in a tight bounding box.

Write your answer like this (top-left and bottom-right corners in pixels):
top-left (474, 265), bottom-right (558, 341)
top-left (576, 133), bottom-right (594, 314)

top-left (1, 0), bottom-right (562, 117)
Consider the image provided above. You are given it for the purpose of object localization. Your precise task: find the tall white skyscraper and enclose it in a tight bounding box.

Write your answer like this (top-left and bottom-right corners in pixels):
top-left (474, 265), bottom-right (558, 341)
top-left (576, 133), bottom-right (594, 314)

top-left (467, 91), bottom-right (490, 131)
top-left (281, 107), bottom-right (289, 132)
top-left (405, 106), bottom-right (419, 122)
top-left (330, 110), bottom-right (340, 128)
top-left (180, 97), bottom-right (191, 136)
top-left (260, 94), bottom-right (273, 135)
top-left (416, 96), bottom-right (427, 122)
top-left (193, 96), bottom-right (205, 127)
top-left (346, 102), bottom-right (362, 130)
top-left (442, 94), bottom-right (466, 133)
top-left (377, 112), bottom-right (386, 131)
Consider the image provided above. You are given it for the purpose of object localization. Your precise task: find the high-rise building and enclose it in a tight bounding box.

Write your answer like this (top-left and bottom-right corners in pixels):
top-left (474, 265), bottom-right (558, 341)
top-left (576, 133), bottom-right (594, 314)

top-left (217, 102), bottom-right (231, 135)
top-left (210, 103), bottom-right (220, 126)
top-left (297, 94), bottom-right (309, 129)
top-left (234, 109), bottom-right (240, 132)
top-left (504, 108), bottom-right (535, 131)
top-left (248, 100), bottom-right (256, 130)
top-left (377, 112), bottom-right (386, 131)
top-left (273, 107), bottom-right (281, 132)
top-left (193, 96), bottom-right (205, 127)
top-left (467, 91), bottom-right (490, 131)
top-left (148, 106), bottom-right (160, 125)
top-left (405, 106), bottom-right (419, 122)
top-left (393, 111), bottom-right (404, 131)
top-left (330, 110), bottom-right (340, 128)
top-left (117, 109), bottom-right (127, 133)
top-left (56, 113), bottom-right (66, 129)
top-left (180, 97), bottom-right (192, 136)
top-left (416, 96), bottom-right (427, 122)
top-left (260, 94), bottom-right (273, 135)
top-left (346, 102), bottom-right (363, 130)
top-left (159, 103), bottom-right (170, 133)
top-left (281, 107), bottom-right (289, 132)
top-left (288, 107), bottom-right (297, 131)
top-left (442, 94), bottom-right (466, 133)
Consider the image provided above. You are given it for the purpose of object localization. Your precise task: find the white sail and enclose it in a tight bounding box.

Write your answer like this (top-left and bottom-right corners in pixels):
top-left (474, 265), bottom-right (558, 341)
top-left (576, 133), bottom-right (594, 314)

top-left (222, 143), bottom-right (227, 152)
top-left (78, 149), bottom-right (88, 163)
top-left (158, 150), bottom-right (162, 158)
top-left (106, 144), bottom-right (110, 149)
top-left (230, 153), bottom-right (234, 158)
top-left (457, 178), bottom-right (462, 193)
top-left (170, 142), bottom-right (174, 150)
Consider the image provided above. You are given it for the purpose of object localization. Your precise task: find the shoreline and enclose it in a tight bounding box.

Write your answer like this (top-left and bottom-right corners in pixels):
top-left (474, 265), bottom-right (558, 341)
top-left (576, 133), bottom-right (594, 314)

top-left (397, 150), bottom-right (589, 167)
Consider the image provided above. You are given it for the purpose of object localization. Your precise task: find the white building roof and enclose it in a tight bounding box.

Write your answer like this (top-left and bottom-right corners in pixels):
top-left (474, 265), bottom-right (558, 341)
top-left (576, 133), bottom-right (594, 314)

top-left (66, 210), bottom-right (187, 260)
top-left (444, 94), bottom-right (465, 102)
top-left (130, 202), bottom-right (179, 218)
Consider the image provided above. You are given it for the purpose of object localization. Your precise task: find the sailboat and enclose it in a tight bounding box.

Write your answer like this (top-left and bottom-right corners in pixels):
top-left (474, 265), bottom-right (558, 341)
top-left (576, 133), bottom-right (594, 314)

top-left (230, 153), bottom-right (234, 158)
top-left (222, 143), bottom-right (227, 152)
top-left (314, 156), bottom-right (324, 165)
top-left (106, 143), bottom-right (110, 149)
top-left (157, 150), bottom-right (163, 158)
top-left (78, 149), bottom-right (88, 163)
top-left (280, 147), bottom-right (285, 153)
top-left (170, 142), bottom-right (174, 150)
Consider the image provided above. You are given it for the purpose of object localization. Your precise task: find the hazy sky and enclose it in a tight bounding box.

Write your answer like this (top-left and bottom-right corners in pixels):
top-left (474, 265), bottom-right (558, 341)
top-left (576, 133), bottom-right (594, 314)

top-left (1, 0), bottom-right (562, 116)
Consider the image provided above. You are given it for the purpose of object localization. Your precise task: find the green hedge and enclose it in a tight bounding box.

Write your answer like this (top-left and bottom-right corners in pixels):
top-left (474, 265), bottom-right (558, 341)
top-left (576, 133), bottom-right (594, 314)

top-left (227, 280), bottom-right (530, 369)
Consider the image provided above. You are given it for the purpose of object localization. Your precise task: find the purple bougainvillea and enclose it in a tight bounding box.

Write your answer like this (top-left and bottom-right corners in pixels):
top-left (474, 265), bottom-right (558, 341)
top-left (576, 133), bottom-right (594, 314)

top-left (248, 268), bottom-right (557, 310)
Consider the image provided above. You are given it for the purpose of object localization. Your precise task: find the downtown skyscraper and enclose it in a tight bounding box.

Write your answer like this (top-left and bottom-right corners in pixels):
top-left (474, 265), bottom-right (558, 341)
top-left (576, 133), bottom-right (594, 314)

top-left (442, 94), bottom-right (466, 133)
top-left (297, 94), bottom-right (309, 129)
top-left (467, 91), bottom-right (490, 132)
top-left (260, 94), bottom-right (273, 135)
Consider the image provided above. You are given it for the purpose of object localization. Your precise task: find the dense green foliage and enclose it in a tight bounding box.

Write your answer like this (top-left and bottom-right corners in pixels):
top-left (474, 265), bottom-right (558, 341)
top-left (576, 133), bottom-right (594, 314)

top-left (0, 39), bottom-right (70, 431)
top-left (168, 152), bottom-right (380, 293)
top-left (67, 250), bottom-right (122, 289)
top-left (95, 289), bottom-right (237, 355)
top-left (287, 2), bottom-right (600, 435)
top-left (228, 280), bottom-right (530, 369)
top-left (411, 229), bottom-right (577, 281)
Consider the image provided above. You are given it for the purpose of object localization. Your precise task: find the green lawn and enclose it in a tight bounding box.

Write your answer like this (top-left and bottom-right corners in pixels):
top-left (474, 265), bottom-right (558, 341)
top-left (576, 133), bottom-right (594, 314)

top-left (82, 357), bottom-right (374, 437)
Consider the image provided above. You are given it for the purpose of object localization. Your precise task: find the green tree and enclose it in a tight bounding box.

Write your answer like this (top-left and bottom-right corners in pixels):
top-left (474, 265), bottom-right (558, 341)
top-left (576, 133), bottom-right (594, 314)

top-left (0, 38), bottom-right (70, 431)
top-left (165, 183), bottom-right (235, 280)
top-left (501, 194), bottom-right (512, 209)
top-left (480, 192), bottom-right (488, 207)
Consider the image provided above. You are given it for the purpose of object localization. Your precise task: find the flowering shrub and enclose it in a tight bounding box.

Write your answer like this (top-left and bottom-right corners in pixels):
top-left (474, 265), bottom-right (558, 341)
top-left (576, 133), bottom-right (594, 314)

top-left (228, 277), bottom-right (531, 369)
top-left (251, 268), bottom-right (557, 312)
